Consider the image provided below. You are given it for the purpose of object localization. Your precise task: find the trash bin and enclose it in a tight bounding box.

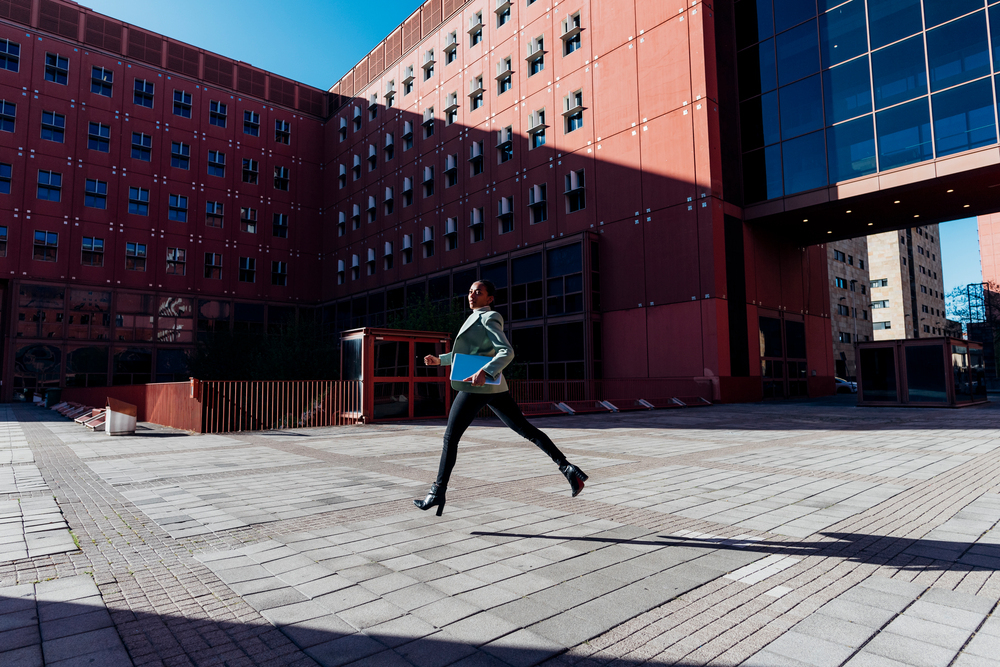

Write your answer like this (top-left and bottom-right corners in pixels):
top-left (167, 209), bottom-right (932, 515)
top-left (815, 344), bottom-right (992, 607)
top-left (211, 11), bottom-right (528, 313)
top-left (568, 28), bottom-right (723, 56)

top-left (44, 388), bottom-right (62, 408)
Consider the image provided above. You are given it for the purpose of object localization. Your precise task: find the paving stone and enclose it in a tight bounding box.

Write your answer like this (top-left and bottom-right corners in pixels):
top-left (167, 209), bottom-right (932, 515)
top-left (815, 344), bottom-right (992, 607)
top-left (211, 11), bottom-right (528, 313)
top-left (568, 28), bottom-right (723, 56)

top-left (792, 611), bottom-right (876, 648)
top-left (920, 587), bottom-right (995, 614)
top-left (864, 632), bottom-right (958, 667)
top-left (764, 630), bottom-right (856, 667)
top-left (906, 600), bottom-right (987, 631)
top-left (884, 614), bottom-right (971, 650)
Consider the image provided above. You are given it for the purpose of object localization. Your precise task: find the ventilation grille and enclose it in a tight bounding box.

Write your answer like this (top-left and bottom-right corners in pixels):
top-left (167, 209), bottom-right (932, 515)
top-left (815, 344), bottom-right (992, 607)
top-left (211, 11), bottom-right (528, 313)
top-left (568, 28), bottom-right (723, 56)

top-left (203, 54), bottom-right (233, 88)
top-left (421, 0), bottom-right (442, 35)
top-left (268, 76), bottom-right (295, 108)
top-left (354, 57), bottom-right (369, 89)
top-left (83, 15), bottom-right (123, 53)
top-left (237, 65), bottom-right (265, 98)
top-left (128, 28), bottom-right (162, 66)
top-left (402, 15), bottom-right (420, 53)
top-left (297, 88), bottom-right (325, 116)
top-left (167, 42), bottom-right (199, 78)
top-left (39, 0), bottom-right (79, 38)
top-left (0, 0), bottom-right (31, 24)
top-left (444, 0), bottom-right (463, 17)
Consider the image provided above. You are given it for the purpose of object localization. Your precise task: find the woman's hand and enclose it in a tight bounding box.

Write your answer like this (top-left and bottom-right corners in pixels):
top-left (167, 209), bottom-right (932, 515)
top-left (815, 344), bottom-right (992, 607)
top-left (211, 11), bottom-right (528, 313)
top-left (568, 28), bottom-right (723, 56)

top-left (464, 369), bottom-right (488, 386)
top-left (424, 355), bottom-right (440, 366)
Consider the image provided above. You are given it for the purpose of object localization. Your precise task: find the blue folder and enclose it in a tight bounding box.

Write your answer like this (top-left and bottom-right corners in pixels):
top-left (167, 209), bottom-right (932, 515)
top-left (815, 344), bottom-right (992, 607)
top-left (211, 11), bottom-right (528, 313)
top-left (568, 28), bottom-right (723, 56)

top-left (450, 354), bottom-right (502, 384)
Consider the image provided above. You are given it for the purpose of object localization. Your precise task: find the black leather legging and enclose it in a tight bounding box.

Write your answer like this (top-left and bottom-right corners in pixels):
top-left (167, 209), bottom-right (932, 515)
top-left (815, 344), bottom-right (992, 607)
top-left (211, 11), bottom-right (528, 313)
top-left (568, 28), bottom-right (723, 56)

top-left (434, 390), bottom-right (567, 488)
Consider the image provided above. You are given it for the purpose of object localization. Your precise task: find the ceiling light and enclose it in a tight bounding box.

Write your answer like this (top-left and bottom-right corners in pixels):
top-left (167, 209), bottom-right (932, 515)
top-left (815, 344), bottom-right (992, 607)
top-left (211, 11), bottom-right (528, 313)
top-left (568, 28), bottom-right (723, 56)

top-left (964, 204), bottom-right (970, 208)
top-left (947, 189), bottom-right (954, 193)
top-left (894, 200), bottom-right (900, 204)
top-left (914, 214), bottom-right (919, 218)
top-left (827, 231), bottom-right (832, 234)
top-left (803, 218), bottom-right (808, 222)
top-left (846, 210), bottom-right (852, 213)
top-left (867, 223), bottom-right (873, 226)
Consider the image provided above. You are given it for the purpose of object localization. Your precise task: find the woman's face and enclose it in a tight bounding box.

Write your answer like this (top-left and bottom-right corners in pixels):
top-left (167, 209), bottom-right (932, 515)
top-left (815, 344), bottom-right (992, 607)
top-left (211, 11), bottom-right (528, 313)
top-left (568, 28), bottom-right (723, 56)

top-left (468, 282), bottom-right (494, 310)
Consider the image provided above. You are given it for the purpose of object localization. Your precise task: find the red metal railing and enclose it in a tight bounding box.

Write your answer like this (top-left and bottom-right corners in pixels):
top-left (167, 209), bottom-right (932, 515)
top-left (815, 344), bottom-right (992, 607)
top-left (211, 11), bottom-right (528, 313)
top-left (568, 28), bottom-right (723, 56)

top-left (505, 378), bottom-right (715, 404)
top-left (199, 380), bottom-right (362, 433)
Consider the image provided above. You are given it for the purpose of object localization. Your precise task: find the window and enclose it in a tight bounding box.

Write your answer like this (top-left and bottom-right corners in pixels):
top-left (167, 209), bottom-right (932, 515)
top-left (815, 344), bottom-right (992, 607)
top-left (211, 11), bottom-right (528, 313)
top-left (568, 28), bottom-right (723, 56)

top-left (133, 79), bottom-right (154, 107)
top-left (872, 300), bottom-right (889, 309)
top-left (0, 39), bottom-right (20, 72)
top-left (385, 132), bottom-right (395, 161)
top-left (847, 255), bottom-right (854, 265)
top-left (498, 196), bottom-right (514, 234)
top-left (168, 194), bottom-right (188, 222)
top-left (562, 12), bottom-right (582, 55)
top-left (527, 37), bottom-right (545, 76)
top-left (352, 154), bottom-right (362, 180)
top-left (445, 153), bottom-right (458, 187)
top-left (565, 169), bottom-right (585, 212)
top-left (470, 207), bottom-right (485, 243)
top-left (445, 217), bottom-right (459, 251)
top-left (125, 243), bottom-right (146, 271)
top-left (385, 80), bottom-right (396, 108)
top-left (173, 90), bottom-right (192, 117)
top-left (498, 126), bottom-right (513, 163)
top-left (402, 235), bottom-right (413, 264)
top-left (403, 64), bottom-right (415, 95)
top-left (367, 195), bottom-right (377, 223)
top-left (243, 110), bottom-right (260, 136)
top-left (833, 249), bottom-right (846, 262)
top-left (84, 179), bottom-right (107, 209)
top-left (0, 100), bottom-right (15, 132)
top-left (423, 49), bottom-right (435, 80)
top-left (206, 201), bottom-right (224, 227)
top-left (422, 226), bottom-right (435, 258)
top-left (239, 257), bottom-right (256, 283)
top-left (838, 332), bottom-right (852, 343)
top-left (207, 150), bottom-right (225, 177)
top-left (445, 92), bottom-right (459, 125)
top-left (564, 90), bottom-right (583, 132)
top-left (922, 304), bottom-right (929, 313)
top-left (337, 260), bottom-right (346, 284)
top-left (497, 0), bottom-right (511, 28)
top-left (353, 105), bottom-right (362, 131)
top-left (529, 109), bottom-right (546, 149)
top-left (90, 66), bottom-right (113, 96)
top-left (352, 203), bottom-right (361, 229)
top-left (423, 107), bottom-right (435, 138)
top-left (859, 259), bottom-right (865, 269)
top-left (871, 278), bottom-right (888, 288)
top-left (37, 170), bottom-right (61, 202)
top-left (403, 120), bottom-right (414, 150)
top-left (835, 277), bottom-right (847, 289)
top-left (402, 177), bottom-right (413, 207)
top-left (131, 132), bottom-right (152, 161)
top-left (274, 166), bottom-right (289, 190)
top-left (273, 213), bottom-right (288, 238)
top-left (445, 32), bottom-right (459, 64)
top-left (470, 140), bottom-right (484, 175)
top-left (88, 122), bottom-right (110, 152)
top-left (33, 231), bottom-right (57, 261)
top-left (240, 207), bottom-right (258, 233)
top-left (0, 162), bottom-right (10, 194)
top-left (470, 13), bottom-right (483, 46)
top-left (171, 142), bottom-right (190, 169)
top-left (923, 324), bottom-right (931, 333)
top-left (205, 253), bottom-right (223, 279)
top-left (271, 261), bottom-right (287, 286)
top-left (128, 187), bottom-right (149, 215)
top-left (837, 304), bottom-right (850, 316)
top-left (209, 100), bottom-right (227, 127)
top-left (44, 53), bottom-right (68, 84)
top-left (383, 242), bottom-right (394, 270)
top-left (920, 285), bottom-right (927, 294)
top-left (497, 57), bottom-right (513, 94)
top-left (81, 238), bottom-right (104, 267)
top-left (350, 254), bottom-right (360, 280)
top-left (423, 166), bottom-right (435, 197)
top-left (470, 75), bottom-right (485, 109)
top-left (384, 186), bottom-right (394, 214)
top-left (275, 119), bottom-right (290, 144)
top-left (40, 111), bottom-right (65, 143)
top-left (0, 226), bottom-right (7, 256)
top-left (242, 158), bottom-right (259, 184)
top-left (529, 184), bottom-right (547, 224)
top-left (166, 248), bottom-right (186, 275)
top-left (873, 321), bottom-right (891, 330)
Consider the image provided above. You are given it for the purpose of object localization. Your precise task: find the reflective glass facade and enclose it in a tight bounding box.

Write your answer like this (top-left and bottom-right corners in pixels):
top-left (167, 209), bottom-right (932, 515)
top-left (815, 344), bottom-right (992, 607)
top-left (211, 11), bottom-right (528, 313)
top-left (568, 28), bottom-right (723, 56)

top-left (738, 0), bottom-right (1000, 203)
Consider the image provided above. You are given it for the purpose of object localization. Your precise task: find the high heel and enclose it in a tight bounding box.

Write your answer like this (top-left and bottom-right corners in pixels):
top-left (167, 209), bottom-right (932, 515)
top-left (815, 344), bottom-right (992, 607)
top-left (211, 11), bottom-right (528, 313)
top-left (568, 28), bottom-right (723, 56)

top-left (414, 484), bottom-right (447, 516)
top-left (559, 463), bottom-right (588, 497)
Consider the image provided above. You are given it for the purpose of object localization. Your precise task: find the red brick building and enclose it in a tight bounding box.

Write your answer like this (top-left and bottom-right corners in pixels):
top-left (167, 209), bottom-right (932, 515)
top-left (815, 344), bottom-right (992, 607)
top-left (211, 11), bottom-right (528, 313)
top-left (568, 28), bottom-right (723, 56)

top-left (2, 0), bottom-right (879, 402)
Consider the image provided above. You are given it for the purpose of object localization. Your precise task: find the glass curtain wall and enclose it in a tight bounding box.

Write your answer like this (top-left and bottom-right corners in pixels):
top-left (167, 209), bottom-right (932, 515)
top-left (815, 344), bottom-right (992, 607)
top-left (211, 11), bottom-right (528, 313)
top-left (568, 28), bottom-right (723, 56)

top-left (738, 0), bottom-right (1000, 204)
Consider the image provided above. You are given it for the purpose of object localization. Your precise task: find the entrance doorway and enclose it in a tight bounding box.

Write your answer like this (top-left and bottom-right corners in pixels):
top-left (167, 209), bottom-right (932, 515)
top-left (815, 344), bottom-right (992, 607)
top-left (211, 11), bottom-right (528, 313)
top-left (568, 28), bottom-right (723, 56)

top-left (759, 313), bottom-right (808, 399)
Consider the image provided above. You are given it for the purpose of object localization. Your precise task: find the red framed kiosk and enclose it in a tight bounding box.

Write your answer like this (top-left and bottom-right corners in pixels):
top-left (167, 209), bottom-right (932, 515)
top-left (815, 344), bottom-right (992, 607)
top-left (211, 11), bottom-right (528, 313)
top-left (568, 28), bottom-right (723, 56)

top-left (340, 328), bottom-right (453, 422)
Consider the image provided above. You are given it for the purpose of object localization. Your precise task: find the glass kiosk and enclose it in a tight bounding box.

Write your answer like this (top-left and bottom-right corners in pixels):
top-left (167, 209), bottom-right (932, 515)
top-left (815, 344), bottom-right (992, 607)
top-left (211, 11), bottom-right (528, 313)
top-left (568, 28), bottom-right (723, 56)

top-left (857, 337), bottom-right (987, 407)
top-left (340, 328), bottom-right (452, 422)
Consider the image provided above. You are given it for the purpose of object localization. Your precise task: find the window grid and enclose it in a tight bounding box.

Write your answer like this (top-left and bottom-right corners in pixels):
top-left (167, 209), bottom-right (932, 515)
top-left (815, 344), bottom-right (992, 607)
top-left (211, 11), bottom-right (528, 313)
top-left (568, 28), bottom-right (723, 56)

top-left (125, 242), bottom-right (147, 271)
top-left (33, 230), bottom-right (58, 262)
top-left (133, 78), bottom-right (154, 107)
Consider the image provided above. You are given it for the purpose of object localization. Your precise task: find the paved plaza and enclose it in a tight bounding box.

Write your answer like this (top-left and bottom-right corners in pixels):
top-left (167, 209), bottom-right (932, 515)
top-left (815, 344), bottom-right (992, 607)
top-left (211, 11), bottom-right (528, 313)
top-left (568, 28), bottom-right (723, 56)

top-left (4, 399), bottom-right (1000, 666)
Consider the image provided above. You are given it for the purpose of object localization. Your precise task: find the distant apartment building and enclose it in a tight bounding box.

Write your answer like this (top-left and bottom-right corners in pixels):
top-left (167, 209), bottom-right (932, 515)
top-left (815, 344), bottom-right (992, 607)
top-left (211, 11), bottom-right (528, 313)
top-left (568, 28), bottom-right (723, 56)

top-left (827, 238), bottom-right (872, 380)
top-left (868, 226), bottom-right (947, 340)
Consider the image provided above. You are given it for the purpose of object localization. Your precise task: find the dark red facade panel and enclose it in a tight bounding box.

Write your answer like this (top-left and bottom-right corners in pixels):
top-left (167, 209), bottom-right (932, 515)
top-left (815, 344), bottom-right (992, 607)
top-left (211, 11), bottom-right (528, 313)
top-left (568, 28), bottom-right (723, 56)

top-left (38, 0), bottom-right (77, 39)
top-left (127, 28), bottom-right (162, 67)
top-left (166, 41), bottom-right (200, 79)
top-left (83, 14), bottom-right (122, 53)
top-left (0, 0), bottom-right (31, 24)
top-left (202, 53), bottom-right (233, 88)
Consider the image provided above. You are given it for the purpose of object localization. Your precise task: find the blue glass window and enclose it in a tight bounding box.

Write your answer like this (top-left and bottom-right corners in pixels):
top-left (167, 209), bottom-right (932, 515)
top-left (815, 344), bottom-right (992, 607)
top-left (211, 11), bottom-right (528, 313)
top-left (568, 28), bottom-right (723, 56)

top-left (782, 131), bottom-right (827, 194)
top-left (743, 144), bottom-right (784, 202)
top-left (738, 40), bottom-right (777, 99)
top-left (923, 0), bottom-right (984, 29)
top-left (990, 5), bottom-right (1000, 71)
top-left (872, 36), bottom-right (927, 109)
top-left (933, 78), bottom-right (996, 156)
top-left (776, 20), bottom-right (820, 85)
top-left (927, 11), bottom-right (989, 93)
top-left (866, 0), bottom-right (922, 50)
top-left (876, 98), bottom-right (932, 170)
top-left (827, 116), bottom-right (877, 182)
top-left (736, 0), bottom-right (774, 50)
top-left (774, 0), bottom-right (816, 32)
top-left (819, 1), bottom-right (867, 67)
top-left (823, 56), bottom-right (872, 124)
top-left (741, 91), bottom-right (781, 150)
top-left (780, 75), bottom-right (824, 138)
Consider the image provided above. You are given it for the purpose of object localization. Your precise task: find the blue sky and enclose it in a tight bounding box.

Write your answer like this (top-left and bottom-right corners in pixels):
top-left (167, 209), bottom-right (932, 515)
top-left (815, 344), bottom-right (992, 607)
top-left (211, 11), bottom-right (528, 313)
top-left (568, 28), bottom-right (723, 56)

top-left (81, 0), bottom-right (985, 296)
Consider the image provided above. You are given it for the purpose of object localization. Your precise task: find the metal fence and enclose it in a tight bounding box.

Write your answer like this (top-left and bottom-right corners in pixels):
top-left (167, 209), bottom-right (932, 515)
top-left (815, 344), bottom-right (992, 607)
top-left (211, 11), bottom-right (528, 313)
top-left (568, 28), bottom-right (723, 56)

top-left (199, 380), bottom-right (362, 433)
top-left (505, 378), bottom-right (715, 404)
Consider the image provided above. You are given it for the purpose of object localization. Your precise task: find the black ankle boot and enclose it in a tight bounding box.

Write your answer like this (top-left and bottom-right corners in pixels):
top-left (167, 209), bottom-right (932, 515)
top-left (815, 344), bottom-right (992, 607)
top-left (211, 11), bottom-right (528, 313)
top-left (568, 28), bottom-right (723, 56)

top-left (414, 484), bottom-right (447, 516)
top-left (559, 463), bottom-right (588, 497)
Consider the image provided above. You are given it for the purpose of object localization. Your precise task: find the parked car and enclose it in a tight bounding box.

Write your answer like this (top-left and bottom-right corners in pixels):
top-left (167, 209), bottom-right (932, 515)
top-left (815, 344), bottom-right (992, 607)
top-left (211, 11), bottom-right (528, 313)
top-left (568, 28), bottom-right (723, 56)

top-left (835, 377), bottom-right (858, 394)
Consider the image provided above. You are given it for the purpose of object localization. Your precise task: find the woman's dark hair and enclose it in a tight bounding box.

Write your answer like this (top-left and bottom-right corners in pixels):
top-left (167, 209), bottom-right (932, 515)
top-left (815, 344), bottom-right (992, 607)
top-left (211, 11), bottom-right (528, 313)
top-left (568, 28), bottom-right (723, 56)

top-left (474, 280), bottom-right (496, 297)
